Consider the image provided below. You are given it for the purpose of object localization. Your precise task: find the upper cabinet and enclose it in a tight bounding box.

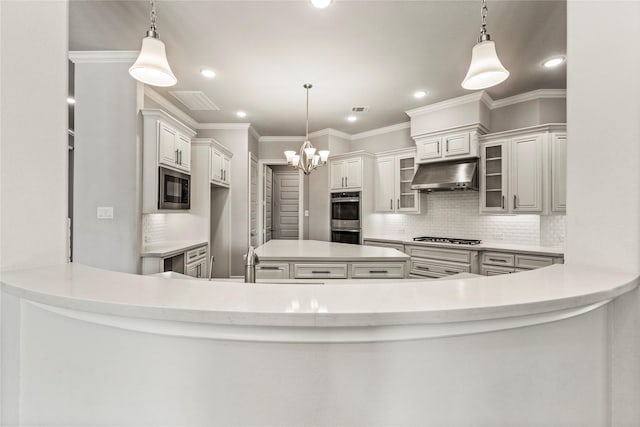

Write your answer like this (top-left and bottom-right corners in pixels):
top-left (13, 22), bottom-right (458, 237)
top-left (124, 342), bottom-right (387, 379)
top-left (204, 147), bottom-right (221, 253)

top-left (551, 133), bottom-right (567, 213)
top-left (157, 119), bottom-right (191, 173)
top-left (210, 143), bottom-right (232, 187)
top-left (330, 156), bottom-right (362, 190)
top-left (414, 127), bottom-right (483, 164)
top-left (141, 109), bottom-right (197, 213)
top-left (479, 125), bottom-right (566, 215)
top-left (375, 149), bottom-right (420, 213)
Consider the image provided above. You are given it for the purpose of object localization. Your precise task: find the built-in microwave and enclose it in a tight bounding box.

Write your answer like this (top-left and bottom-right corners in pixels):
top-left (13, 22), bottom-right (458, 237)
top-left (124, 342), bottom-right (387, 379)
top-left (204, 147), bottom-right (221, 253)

top-left (159, 166), bottom-right (190, 210)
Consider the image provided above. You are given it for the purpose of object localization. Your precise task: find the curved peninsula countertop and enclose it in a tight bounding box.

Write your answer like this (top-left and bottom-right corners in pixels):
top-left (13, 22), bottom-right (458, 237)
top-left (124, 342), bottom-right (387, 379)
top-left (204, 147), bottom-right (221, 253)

top-left (1, 261), bottom-right (637, 341)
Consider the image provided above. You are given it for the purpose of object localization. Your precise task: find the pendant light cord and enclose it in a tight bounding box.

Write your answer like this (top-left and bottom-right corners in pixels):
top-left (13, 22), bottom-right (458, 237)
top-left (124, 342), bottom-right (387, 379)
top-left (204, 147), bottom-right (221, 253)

top-left (305, 85), bottom-right (310, 140)
top-left (479, 0), bottom-right (490, 42)
top-left (150, 0), bottom-right (157, 33)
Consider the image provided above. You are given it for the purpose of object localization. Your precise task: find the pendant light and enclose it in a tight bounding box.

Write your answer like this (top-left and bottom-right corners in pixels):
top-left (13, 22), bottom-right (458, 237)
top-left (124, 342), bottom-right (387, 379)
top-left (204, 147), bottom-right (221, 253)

top-left (129, 0), bottom-right (177, 87)
top-left (462, 0), bottom-right (509, 90)
top-left (284, 84), bottom-right (330, 175)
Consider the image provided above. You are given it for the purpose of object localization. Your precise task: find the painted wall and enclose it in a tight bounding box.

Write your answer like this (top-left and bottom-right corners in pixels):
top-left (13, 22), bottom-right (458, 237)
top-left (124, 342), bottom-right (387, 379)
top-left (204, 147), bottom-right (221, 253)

top-left (0, 0), bottom-right (69, 271)
top-left (410, 99), bottom-right (490, 137)
top-left (491, 98), bottom-right (566, 132)
top-left (72, 60), bottom-right (143, 274)
top-left (196, 129), bottom-right (249, 276)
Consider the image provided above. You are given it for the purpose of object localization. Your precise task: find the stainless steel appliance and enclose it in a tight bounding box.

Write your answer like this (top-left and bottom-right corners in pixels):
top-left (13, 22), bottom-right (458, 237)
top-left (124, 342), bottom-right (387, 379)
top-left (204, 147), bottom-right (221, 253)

top-left (410, 158), bottom-right (479, 192)
top-left (163, 252), bottom-right (185, 274)
top-left (412, 236), bottom-right (481, 245)
top-left (331, 191), bottom-right (361, 244)
top-left (159, 166), bottom-right (190, 210)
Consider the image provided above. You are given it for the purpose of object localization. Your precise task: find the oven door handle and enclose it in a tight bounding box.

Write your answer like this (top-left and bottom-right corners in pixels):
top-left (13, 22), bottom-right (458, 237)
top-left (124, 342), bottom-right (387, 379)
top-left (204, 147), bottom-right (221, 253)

top-left (330, 198), bottom-right (360, 203)
top-left (331, 228), bottom-right (361, 232)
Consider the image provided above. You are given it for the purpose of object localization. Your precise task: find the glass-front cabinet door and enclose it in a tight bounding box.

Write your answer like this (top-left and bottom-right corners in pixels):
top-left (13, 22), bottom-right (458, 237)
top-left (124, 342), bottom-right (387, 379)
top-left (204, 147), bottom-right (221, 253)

top-left (480, 141), bottom-right (508, 213)
top-left (396, 153), bottom-right (420, 213)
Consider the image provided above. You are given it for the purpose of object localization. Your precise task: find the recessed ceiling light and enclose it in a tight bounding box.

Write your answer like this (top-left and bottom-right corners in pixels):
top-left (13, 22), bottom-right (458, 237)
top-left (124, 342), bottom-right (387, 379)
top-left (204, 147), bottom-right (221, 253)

top-left (311, 0), bottom-right (333, 9)
top-left (200, 68), bottom-right (216, 78)
top-left (66, 97), bottom-right (75, 104)
top-left (542, 56), bottom-right (566, 68)
top-left (237, 111), bottom-right (247, 118)
top-left (414, 90), bottom-right (427, 99)
top-left (347, 116), bottom-right (357, 122)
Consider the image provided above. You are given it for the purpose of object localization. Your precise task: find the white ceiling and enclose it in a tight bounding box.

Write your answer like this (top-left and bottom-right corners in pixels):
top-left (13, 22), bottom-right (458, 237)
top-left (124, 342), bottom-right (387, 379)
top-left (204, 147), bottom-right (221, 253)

top-left (69, 0), bottom-right (567, 136)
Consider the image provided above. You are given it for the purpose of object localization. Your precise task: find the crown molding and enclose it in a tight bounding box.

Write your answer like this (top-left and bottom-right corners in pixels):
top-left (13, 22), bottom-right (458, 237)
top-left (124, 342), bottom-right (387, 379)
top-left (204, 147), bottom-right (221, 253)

top-left (141, 109), bottom-right (197, 137)
top-left (490, 89), bottom-right (567, 109)
top-left (197, 123), bottom-right (251, 131)
top-left (479, 123), bottom-right (566, 140)
top-left (144, 87), bottom-right (199, 129)
top-left (351, 122), bottom-right (410, 141)
top-left (68, 50), bottom-right (139, 63)
top-left (259, 136), bottom-right (306, 143)
top-left (249, 126), bottom-right (261, 141)
top-left (405, 91), bottom-right (493, 117)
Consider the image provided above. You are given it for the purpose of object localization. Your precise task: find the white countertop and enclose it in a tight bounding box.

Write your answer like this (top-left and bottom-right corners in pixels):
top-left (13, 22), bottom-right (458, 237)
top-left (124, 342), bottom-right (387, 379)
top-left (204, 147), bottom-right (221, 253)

top-left (255, 239), bottom-right (410, 262)
top-left (364, 235), bottom-right (564, 256)
top-left (141, 240), bottom-right (208, 258)
top-left (1, 263), bottom-right (636, 328)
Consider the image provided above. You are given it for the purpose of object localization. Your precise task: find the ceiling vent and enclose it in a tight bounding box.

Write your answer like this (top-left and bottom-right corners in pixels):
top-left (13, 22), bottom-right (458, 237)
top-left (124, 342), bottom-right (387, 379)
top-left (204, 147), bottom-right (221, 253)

top-left (351, 106), bottom-right (370, 113)
top-left (169, 91), bottom-right (220, 111)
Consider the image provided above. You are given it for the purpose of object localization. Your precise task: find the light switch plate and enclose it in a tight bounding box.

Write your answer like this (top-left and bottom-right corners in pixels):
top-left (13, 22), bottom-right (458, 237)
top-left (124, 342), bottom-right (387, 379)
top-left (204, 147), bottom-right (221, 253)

top-left (304, 210), bottom-right (309, 217)
top-left (97, 206), bottom-right (114, 219)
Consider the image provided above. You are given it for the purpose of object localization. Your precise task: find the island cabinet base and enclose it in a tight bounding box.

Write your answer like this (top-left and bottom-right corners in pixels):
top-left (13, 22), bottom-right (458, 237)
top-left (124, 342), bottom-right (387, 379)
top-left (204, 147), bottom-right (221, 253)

top-left (257, 261), bottom-right (407, 280)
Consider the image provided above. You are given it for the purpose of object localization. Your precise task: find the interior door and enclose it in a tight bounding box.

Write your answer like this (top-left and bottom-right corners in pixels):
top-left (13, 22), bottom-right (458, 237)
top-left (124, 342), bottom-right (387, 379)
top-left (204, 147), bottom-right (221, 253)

top-left (264, 166), bottom-right (273, 242)
top-left (273, 171), bottom-right (299, 240)
top-left (249, 154), bottom-right (258, 247)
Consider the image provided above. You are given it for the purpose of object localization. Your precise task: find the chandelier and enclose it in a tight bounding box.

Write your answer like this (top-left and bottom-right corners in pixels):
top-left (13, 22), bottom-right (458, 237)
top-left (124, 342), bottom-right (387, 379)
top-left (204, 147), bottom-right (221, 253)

top-left (284, 84), bottom-right (330, 175)
top-left (461, 0), bottom-right (509, 90)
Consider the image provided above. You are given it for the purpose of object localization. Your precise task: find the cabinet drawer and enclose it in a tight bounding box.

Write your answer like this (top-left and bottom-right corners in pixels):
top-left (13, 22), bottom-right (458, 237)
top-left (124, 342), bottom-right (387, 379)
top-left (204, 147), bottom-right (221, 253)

top-left (410, 259), bottom-right (470, 278)
top-left (480, 264), bottom-right (516, 276)
top-left (481, 252), bottom-right (515, 267)
top-left (352, 262), bottom-right (406, 279)
top-left (186, 246), bottom-right (207, 263)
top-left (256, 263), bottom-right (290, 280)
top-left (294, 263), bottom-right (348, 279)
top-left (406, 245), bottom-right (472, 263)
top-left (363, 240), bottom-right (405, 252)
top-left (514, 254), bottom-right (554, 270)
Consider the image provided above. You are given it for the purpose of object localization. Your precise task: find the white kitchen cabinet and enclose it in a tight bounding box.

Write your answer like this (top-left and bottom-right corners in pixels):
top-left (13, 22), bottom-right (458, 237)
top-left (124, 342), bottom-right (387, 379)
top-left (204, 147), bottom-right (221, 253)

top-left (158, 121), bottom-right (191, 173)
top-left (185, 244), bottom-right (208, 278)
top-left (415, 129), bottom-right (479, 164)
top-left (294, 263), bottom-right (348, 279)
top-left (480, 141), bottom-right (509, 213)
top-left (142, 109), bottom-right (197, 214)
top-left (256, 263), bottom-right (290, 280)
top-left (351, 262), bottom-right (406, 279)
top-left (405, 244), bottom-right (479, 277)
top-left (330, 156), bottom-right (362, 190)
top-left (375, 150), bottom-right (420, 213)
top-left (511, 134), bottom-right (543, 213)
top-left (479, 127), bottom-right (563, 215)
top-left (551, 133), bottom-right (567, 213)
top-left (210, 142), bottom-right (232, 188)
top-left (480, 249), bottom-right (563, 276)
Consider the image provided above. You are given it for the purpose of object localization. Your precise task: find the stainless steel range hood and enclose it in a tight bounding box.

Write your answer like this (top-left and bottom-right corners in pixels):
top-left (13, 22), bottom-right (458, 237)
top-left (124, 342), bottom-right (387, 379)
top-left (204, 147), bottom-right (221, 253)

top-left (410, 158), bottom-right (479, 192)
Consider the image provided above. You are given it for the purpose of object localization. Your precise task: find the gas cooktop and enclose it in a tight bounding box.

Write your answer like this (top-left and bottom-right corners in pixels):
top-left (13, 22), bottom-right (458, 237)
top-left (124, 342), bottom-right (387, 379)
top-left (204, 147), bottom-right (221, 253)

top-left (412, 236), bottom-right (482, 245)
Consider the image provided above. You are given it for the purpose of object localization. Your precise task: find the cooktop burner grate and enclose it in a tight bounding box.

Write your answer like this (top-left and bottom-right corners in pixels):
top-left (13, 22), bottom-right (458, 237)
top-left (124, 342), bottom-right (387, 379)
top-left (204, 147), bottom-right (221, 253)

top-left (412, 236), bottom-right (481, 245)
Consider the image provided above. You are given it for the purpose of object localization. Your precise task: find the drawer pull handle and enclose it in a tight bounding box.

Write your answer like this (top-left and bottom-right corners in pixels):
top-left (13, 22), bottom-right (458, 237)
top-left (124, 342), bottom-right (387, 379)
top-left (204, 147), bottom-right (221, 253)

top-left (369, 270), bottom-right (388, 274)
top-left (444, 270), bottom-right (459, 274)
top-left (312, 270), bottom-right (331, 274)
top-left (260, 266), bottom-right (282, 270)
top-left (489, 258), bottom-right (507, 262)
top-left (416, 266), bottom-right (430, 271)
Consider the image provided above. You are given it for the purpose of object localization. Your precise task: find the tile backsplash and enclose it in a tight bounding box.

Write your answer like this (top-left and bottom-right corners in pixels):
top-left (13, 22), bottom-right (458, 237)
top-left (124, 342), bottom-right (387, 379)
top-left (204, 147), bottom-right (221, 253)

top-left (365, 192), bottom-right (565, 246)
top-left (142, 214), bottom-right (168, 244)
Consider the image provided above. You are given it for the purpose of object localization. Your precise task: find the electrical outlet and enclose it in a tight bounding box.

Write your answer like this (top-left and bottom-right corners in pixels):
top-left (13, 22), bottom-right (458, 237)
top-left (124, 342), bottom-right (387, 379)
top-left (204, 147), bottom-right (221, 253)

top-left (304, 210), bottom-right (309, 217)
top-left (144, 236), bottom-right (150, 243)
top-left (97, 206), bottom-right (114, 219)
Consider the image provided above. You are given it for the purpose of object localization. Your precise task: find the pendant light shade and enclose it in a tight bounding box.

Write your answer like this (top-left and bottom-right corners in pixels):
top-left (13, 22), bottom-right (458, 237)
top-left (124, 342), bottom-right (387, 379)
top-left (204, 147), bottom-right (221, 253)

top-left (461, 0), bottom-right (509, 90)
top-left (129, 36), bottom-right (177, 87)
top-left (128, 0), bottom-right (177, 87)
top-left (462, 40), bottom-right (509, 90)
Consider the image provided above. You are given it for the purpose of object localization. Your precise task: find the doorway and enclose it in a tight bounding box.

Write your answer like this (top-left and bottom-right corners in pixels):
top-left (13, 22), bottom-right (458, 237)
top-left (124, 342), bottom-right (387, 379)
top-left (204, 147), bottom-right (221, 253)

top-left (258, 160), bottom-right (304, 245)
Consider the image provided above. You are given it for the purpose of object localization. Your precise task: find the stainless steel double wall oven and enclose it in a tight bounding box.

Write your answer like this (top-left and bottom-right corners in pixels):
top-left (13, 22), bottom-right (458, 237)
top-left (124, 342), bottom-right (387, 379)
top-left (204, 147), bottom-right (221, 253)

top-left (330, 191), bottom-right (361, 244)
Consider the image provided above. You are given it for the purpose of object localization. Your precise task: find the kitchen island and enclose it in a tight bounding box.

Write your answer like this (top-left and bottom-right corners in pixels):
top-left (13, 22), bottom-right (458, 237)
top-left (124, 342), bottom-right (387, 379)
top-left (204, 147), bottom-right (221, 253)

top-left (254, 239), bottom-right (410, 279)
top-left (1, 263), bottom-right (637, 426)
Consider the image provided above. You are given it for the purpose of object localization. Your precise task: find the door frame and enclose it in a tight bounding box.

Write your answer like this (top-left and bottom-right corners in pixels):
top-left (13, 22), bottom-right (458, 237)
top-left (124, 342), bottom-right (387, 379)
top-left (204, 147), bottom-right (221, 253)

top-left (257, 159), bottom-right (304, 246)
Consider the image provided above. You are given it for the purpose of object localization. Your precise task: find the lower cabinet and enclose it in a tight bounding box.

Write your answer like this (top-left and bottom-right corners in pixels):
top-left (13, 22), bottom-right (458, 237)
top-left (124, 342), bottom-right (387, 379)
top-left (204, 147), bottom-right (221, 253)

top-left (351, 262), bottom-right (405, 279)
top-left (294, 263), bottom-right (348, 279)
top-left (255, 263), bottom-right (290, 280)
top-left (185, 245), bottom-right (208, 278)
top-left (255, 260), bottom-right (408, 280)
top-left (405, 245), bottom-right (479, 278)
top-left (481, 251), bottom-right (563, 276)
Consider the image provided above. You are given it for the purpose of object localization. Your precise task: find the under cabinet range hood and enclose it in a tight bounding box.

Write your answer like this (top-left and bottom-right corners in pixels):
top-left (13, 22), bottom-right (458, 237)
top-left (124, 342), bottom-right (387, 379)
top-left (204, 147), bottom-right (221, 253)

top-left (410, 158), bottom-right (479, 192)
